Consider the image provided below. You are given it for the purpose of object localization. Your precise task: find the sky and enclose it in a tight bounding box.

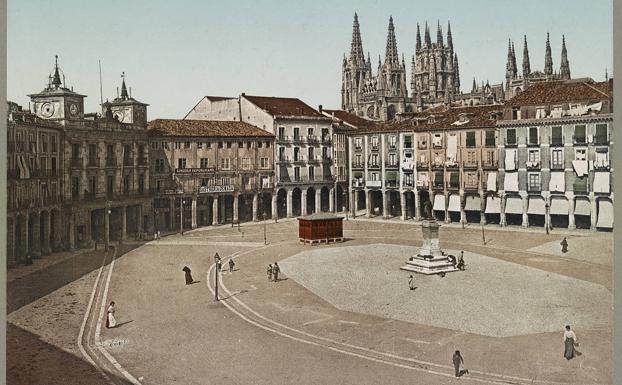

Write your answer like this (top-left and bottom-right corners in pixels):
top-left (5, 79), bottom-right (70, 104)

top-left (7, 0), bottom-right (613, 119)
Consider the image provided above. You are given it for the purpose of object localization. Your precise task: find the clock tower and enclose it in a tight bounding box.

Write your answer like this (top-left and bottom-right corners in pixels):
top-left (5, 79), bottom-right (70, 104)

top-left (104, 72), bottom-right (149, 128)
top-left (28, 55), bottom-right (86, 124)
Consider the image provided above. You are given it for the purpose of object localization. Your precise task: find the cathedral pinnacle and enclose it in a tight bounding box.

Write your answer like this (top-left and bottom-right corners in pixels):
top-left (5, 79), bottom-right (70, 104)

top-left (424, 22), bottom-right (431, 47)
top-left (51, 54), bottom-right (62, 89)
top-left (120, 71), bottom-right (129, 99)
top-left (560, 35), bottom-right (570, 79)
top-left (416, 23), bottom-right (421, 51)
top-left (544, 32), bottom-right (553, 76)
top-left (349, 13), bottom-right (365, 66)
top-left (436, 21), bottom-right (443, 46)
top-left (522, 35), bottom-right (531, 76)
top-left (447, 21), bottom-right (453, 50)
top-left (384, 16), bottom-right (399, 66)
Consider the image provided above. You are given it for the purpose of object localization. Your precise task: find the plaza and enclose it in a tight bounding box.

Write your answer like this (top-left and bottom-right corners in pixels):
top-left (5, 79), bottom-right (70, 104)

top-left (7, 218), bottom-right (613, 384)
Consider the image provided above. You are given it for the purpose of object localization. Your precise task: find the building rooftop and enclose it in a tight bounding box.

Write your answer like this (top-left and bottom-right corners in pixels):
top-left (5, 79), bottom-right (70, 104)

top-left (147, 119), bottom-right (274, 138)
top-left (506, 79), bottom-right (612, 107)
top-left (243, 95), bottom-right (326, 118)
top-left (204, 96), bottom-right (236, 102)
top-left (322, 109), bottom-right (377, 129)
top-left (298, 213), bottom-right (345, 221)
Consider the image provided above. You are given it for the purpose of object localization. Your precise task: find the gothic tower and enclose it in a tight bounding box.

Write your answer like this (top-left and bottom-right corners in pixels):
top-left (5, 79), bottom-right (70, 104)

top-left (377, 16), bottom-right (407, 98)
top-left (341, 13), bottom-right (371, 113)
top-left (544, 32), bottom-right (553, 77)
top-left (560, 35), bottom-right (571, 80)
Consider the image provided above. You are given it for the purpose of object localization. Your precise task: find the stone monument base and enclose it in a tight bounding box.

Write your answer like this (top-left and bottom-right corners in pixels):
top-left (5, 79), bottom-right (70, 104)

top-left (400, 219), bottom-right (458, 275)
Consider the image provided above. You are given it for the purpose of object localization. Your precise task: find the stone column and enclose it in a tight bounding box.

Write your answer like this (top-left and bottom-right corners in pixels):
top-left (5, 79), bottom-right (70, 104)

top-left (590, 193), bottom-right (597, 230)
top-left (68, 213), bottom-right (75, 250)
top-left (544, 195), bottom-right (551, 233)
top-left (521, 194), bottom-right (529, 228)
top-left (138, 204), bottom-right (144, 237)
top-left (31, 212), bottom-right (41, 257)
top-left (500, 194), bottom-right (507, 227)
top-left (169, 197), bottom-right (175, 230)
top-left (252, 194), bottom-right (258, 221)
top-left (444, 192), bottom-right (450, 224)
top-left (271, 193), bottom-right (277, 219)
top-left (329, 188), bottom-right (334, 212)
top-left (121, 206), bottom-right (127, 240)
top-left (286, 190), bottom-right (293, 217)
top-left (301, 190), bottom-right (307, 216)
top-left (365, 189), bottom-right (371, 218)
top-left (414, 189), bottom-right (421, 221)
top-left (192, 196), bottom-right (198, 229)
top-left (43, 212), bottom-right (51, 255)
top-left (233, 194), bottom-right (239, 223)
top-left (459, 192), bottom-right (466, 225)
top-left (104, 208), bottom-right (110, 250)
top-left (400, 191), bottom-right (407, 220)
top-left (383, 190), bottom-right (389, 218)
top-left (480, 192), bottom-right (487, 225)
top-left (212, 196), bottom-right (220, 225)
top-left (567, 193), bottom-right (576, 230)
top-left (315, 189), bottom-right (321, 213)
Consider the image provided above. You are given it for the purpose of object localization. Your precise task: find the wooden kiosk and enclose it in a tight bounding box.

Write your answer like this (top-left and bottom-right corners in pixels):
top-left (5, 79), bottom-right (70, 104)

top-left (298, 213), bottom-right (344, 245)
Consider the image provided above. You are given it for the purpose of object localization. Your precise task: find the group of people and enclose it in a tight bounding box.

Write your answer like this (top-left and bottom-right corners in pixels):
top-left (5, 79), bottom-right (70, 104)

top-left (448, 251), bottom-right (465, 271)
top-left (267, 262), bottom-right (281, 282)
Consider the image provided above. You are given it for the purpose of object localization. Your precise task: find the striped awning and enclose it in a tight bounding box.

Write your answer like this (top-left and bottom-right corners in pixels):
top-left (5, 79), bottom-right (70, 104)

top-left (527, 197), bottom-right (545, 215)
top-left (485, 196), bottom-right (501, 214)
top-left (433, 194), bottom-right (445, 211)
top-left (505, 196), bottom-right (523, 214)
top-left (550, 197), bottom-right (569, 215)
top-left (464, 195), bottom-right (481, 211)
top-left (593, 172), bottom-right (610, 194)
top-left (574, 199), bottom-right (591, 216)
top-left (596, 199), bottom-right (613, 228)
top-left (448, 194), bottom-right (461, 212)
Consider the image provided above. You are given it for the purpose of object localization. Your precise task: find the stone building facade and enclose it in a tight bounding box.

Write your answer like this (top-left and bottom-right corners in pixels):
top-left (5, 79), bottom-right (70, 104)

top-left (497, 79), bottom-right (613, 231)
top-left (147, 119), bottom-right (275, 230)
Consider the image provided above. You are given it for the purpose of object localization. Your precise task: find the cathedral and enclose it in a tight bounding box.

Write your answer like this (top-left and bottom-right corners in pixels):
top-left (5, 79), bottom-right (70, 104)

top-left (341, 14), bottom-right (459, 121)
top-left (505, 33), bottom-right (571, 99)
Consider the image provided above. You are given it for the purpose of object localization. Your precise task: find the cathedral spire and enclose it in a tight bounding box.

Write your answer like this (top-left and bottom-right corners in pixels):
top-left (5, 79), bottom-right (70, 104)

top-left (447, 21), bottom-right (453, 50)
top-left (416, 23), bottom-right (421, 51)
top-left (544, 32), bottom-right (553, 76)
top-left (511, 42), bottom-right (517, 77)
top-left (424, 22), bottom-right (431, 47)
top-left (506, 39), bottom-right (517, 80)
top-left (51, 55), bottom-right (62, 89)
top-left (384, 16), bottom-right (399, 66)
top-left (120, 72), bottom-right (129, 99)
top-left (560, 35), bottom-right (570, 79)
top-left (522, 35), bottom-right (531, 77)
top-left (472, 77), bottom-right (477, 92)
top-left (436, 21), bottom-right (443, 46)
top-left (453, 53), bottom-right (460, 92)
top-left (349, 13), bottom-right (365, 65)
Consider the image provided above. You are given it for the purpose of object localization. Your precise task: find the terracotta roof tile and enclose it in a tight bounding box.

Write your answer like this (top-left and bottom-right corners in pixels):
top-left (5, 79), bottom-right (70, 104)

top-left (243, 95), bottom-right (325, 118)
top-left (147, 119), bottom-right (274, 138)
top-left (507, 79), bottom-right (612, 106)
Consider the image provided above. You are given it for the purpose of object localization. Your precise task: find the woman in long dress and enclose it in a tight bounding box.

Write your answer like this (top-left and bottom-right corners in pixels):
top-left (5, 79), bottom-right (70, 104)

top-left (564, 325), bottom-right (577, 360)
top-left (106, 301), bottom-right (117, 328)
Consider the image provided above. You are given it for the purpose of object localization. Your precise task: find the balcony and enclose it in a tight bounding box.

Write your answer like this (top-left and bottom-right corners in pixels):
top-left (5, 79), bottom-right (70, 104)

top-left (385, 162), bottom-right (399, 169)
top-left (446, 182), bottom-right (460, 190)
top-left (550, 162), bottom-right (565, 170)
top-left (549, 135), bottom-right (564, 147)
top-left (87, 157), bottom-right (99, 168)
top-left (526, 161), bottom-right (540, 170)
top-left (277, 156), bottom-right (292, 164)
top-left (528, 185), bottom-right (542, 194)
top-left (308, 156), bottom-right (321, 164)
top-left (370, 145), bottom-right (379, 151)
top-left (292, 156), bottom-right (305, 164)
top-left (352, 162), bottom-right (364, 169)
top-left (526, 139), bottom-right (540, 147)
top-left (366, 180), bottom-right (382, 188)
top-left (292, 136), bottom-right (304, 144)
top-left (572, 135), bottom-right (587, 146)
top-left (352, 179), bottom-right (364, 188)
top-left (306, 135), bottom-right (319, 144)
top-left (504, 139), bottom-right (518, 148)
top-left (593, 135), bottom-right (609, 146)
top-left (106, 157), bottom-right (117, 167)
top-left (417, 161), bottom-right (429, 168)
top-left (354, 145), bottom-right (362, 151)
top-left (464, 182), bottom-right (479, 191)
top-left (385, 180), bottom-right (398, 188)
top-left (277, 135), bottom-right (291, 143)
top-left (367, 162), bottom-right (380, 169)
top-left (321, 156), bottom-right (332, 163)
top-left (138, 157), bottom-right (149, 166)
top-left (593, 159), bottom-right (610, 171)
top-left (321, 136), bottom-right (331, 144)
top-left (388, 144), bottom-right (397, 151)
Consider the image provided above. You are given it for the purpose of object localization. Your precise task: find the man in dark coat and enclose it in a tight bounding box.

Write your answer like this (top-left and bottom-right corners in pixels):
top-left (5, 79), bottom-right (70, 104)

top-left (560, 237), bottom-right (568, 253)
top-left (453, 350), bottom-right (467, 377)
top-left (228, 258), bottom-right (235, 273)
top-left (272, 262), bottom-right (280, 282)
top-left (182, 266), bottom-right (194, 285)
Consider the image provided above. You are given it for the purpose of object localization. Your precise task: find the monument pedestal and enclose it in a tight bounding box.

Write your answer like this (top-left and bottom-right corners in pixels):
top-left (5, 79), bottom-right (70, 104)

top-left (401, 219), bottom-right (458, 275)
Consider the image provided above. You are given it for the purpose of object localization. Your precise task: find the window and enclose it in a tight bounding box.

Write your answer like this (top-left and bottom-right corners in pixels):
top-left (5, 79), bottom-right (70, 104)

top-left (293, 147), bottom-right (300, 161)
top-left (506, 129), bottom-right (517, 145)
top-left (528, 127), bottom-right (538, 145)
top-left (278, 127), bottom-right (285, 140)
top-left (205, 142), bottom-right (211, 149)
top-left (265, 141), bottom-right (271, 148)
top-left (466, 151), bottom-right (476, 164)
top-left (200, 158), bottom-right (209, 168)
top-left (41, 134), bottom-right (48, 152)
top-left (89, 144), bottom-right (97, 161)
top-left (241, 158), bottom-right (250, 169)
top-left (218, 142), bottom-right (223, 149)
top-left (404, 173), bottom-right (413, 186)
top-left (294, 167), bottom-right (300, 181)
top-left (371, 136), bottom-right (379, 148)
top-left (106, 144), bottom-right (114, 162)
top-left (449, 172), bottom-right (460, 188)
top-left (528, 173), bottom-right (541, 192)
top-left (177, 158), bottom-right (187, 169)
top-left (371, 154), bottom-right (379, 166)
top-left (388, 153), bottom-right (397, 165)
top-left (595, 149), bottom-right (609, 168)
top-left (197, 142), bottom-right (203, 149)
top-left (575, 148), bottom-right (587, 161)
top-left (595, 124), bottom-right (608, 144)
top-left (551, 126), bottom-right (563, 145)
top-left (156, 180), bottom-right (162, 192)
top-left (72, 177), bottom-right (80, 198)
top-left (485, 130), bottom-right (495, 147)
top-left (72, 143), bottom-right (80, 159)
top-left (308, 127), bottom-right (314, 136)
top-left (174, 142), bottom-right (181, 149)
top-left (51, 157), bottom-right (57, 175)
top-left (138, 174), bottom-right (145, 193)
top-left (466, 132), bottom-right (476, 148)
top-left (355, 154), bottom-right (362, 166)
top-left (221, 158), bottom-right (231, 169)
top-left (321, 128), bottom-right (329, 141)
top-left (238, 142), bottom-right (243, 148)
top-left (123, 144), bottom-right (131, 164)
top-left (354, 137), bottom-right (362, 149)
top-left (155, 159), bottom-right (165, 172)
top-left (226, 142), bottom-right (232, 148)
top-left (388, 135), bottom-right (397, 148)
top-left (257, 142), bottom-right (263, 148)
top-left (107, 176), bottom-right (114, 196)
top-left (309, 166), bottom-right (315, 180)
top-left (527, 149), bottom-right (540, 167)
top-left (294, 127), bottom-right (300, 140)
top-left (161, 141), bottom-right (168, 149)
top-left (246, 142), bottom-right (251, 149)
top-left (308, 147), bottom-right (314, 160)
top-left (184, 141), bottom-right (191, 149)
top-left (404, 135), bottom-right (413, 149)
top-left (51, 136), bottom-right (57, 152)
top-left (322, 146), bottom-right (328, 159)
top-left (370, 172), bottom-right (378, 181)
top-left (151, 141), bottom-right (158, 150)
top-left (432, 134), bottom-right (442, 148)
top-left (574, 125), bottom-right (586, 144)
top-left (260, 157), bottom-right (269, 168)
top-left (551, 149), bottom-right (564, 168)
top-left (512, 108), bottom-right (521, 120)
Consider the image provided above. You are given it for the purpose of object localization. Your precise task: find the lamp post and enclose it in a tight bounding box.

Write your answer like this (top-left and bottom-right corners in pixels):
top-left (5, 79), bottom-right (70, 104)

top-left (545, 202), bottom-right (550, 235)
top-left (214, 252), bottom-right (221, 301)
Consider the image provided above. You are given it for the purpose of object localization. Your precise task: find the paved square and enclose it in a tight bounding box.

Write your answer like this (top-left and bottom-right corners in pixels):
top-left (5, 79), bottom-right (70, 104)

top-left (279, 244), bottom-right (612, 337)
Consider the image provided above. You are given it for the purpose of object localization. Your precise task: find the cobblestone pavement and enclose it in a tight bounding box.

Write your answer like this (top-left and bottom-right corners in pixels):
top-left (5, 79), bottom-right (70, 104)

top-left (6, 220), bottom-right (613, 384)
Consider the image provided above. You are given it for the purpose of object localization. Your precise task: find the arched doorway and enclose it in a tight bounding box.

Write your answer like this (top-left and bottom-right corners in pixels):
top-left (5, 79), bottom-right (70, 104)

top-left (418, 190), bottom-right (430, 216)
top-left (336, 185), bottom-right (345, 212)
top-left (277, 189), bottom-right (287, 218)
top-left (50, 209), bottom-right (60, 251)
top-left (292, 188), bottom-right (302, 217)
top-left (320, 187), bottom-right (330, 212)
top-left (527, 196), bottom-right (545, 227)
top-left (15, 214), bottom-right (25, 262)
top-left (387, 191), bottom-right (401, 217)
top-left (198, 196), bottom-right (212, 226)
top-left (259, 192), bottom-right (272, 219)
top-left (369, 190), bottom-right (383, 216)
top-left (356, 190), bottom-right (366, 212)
top-left (403, 191), bottom-right (416, 219)
top-left (306, 187), bottom-right (316, 215)
top-left (39, 211), bottom-right (50, 255)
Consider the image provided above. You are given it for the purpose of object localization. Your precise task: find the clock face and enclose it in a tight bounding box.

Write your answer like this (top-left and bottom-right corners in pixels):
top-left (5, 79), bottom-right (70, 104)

top-left (41, 102), bottom-right (55, 118)
top-left (69, 103), bottom-right (78, 116)
top-left (113, 110), bottom-right (125, 121)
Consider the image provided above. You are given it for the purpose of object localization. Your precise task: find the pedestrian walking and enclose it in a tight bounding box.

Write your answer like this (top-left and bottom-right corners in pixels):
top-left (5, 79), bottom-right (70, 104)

top-left (272, 262), bottom-right (280, 282)
top-left (106, 301), bottom-right (117, 328)
top-left (228, 258), bottom-right (235, 273)
top-left (452, 350), bottom-right (468, 377)
top-left (408, 275), bottom-right (416, 290)
top-left (563, 325), bottom-right (578, 360)
top-left (182, 266), bottom-right (194, 285)
top-left (267, 264), bottom-right (273, 281)
top-left (456, 250), bottom-right (465, 271)
top-left (560, 237), bottom-right (568, 253)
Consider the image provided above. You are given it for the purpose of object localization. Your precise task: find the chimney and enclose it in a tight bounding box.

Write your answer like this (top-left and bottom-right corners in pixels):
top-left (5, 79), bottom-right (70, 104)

top-left (241, 92), bottom-right (245, 96)
top-left (318, 104), bottom-right (323, 113)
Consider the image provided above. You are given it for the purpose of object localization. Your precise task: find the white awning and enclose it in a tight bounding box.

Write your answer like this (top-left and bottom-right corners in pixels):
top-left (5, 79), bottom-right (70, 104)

top-left (486, 172), bottom-right (497, 192)
top-left (574, 199), bottom-right (591, 216)
top-left (433, 194), bottom-right (445, 211)
top-left (503, 172), bottom-right (519, 192)
top-left (550, 197), bottom-right (569, 215)
top-left (505, 196), bottom-right (523, 214)
top-left (549, 172), bottom-right (565, 193)
top-left (572, 160), bottom-right (588, 177)
top-left (528, 197), bottom-right (545, 215)
top-left (448, 194), bottom-right (461, 212)
top-left (596, 199), bottom-right (613, 228)
top-left (446, 134), bottom-right (458, 162)
top-left (505, 149), bottom-right (517, 171)
top-left (464, 195), bottom-right (481, 211)
top-left (485, 196), bottom-right (501, 214)
top-left (593, 172), bottom-right (610, 194)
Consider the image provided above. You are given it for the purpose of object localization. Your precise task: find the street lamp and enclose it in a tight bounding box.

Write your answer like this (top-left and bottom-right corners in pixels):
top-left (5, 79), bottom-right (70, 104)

top-left (545, 202), bottom-right (550, 235)
top-left (214, 252), bottom-right (221, 301)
